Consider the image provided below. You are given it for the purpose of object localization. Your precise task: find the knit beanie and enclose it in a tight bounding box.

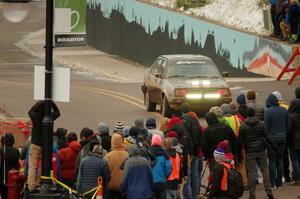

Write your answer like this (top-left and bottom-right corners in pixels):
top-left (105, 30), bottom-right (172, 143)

top-left (92, 144), bottom-right (104, 156)
top-left (217, 140), bottom-right (229, 152)
top-left (134, 116), bottom-right (144, 129)
top-left (80, 128), bottom-right (94, 140)
top-left (220, 103), bottom-right (232, 115)
top-left (247, 107), bottom-right (255, 118)
top-left (114, 121), bottom-right (125, 132)
top-left (97, 122), bottom-right (109, 135)
top-left (122, 126), bottom-right (131, 138)
top-left (151, 134), bottom-right (162, 146)
top-left (146, 117), bottom-right (156, 129)
top-left (247, 90), bottom-right (256, 100)
top-left (209, 106), bottom-right (223, 118)
top-left (181, 102), bottom-right (191, 114)
top-left (272, 91), bottom-right (283, 101)
top-left (236, 94), bottom-right (246, 105)
top-left (214, 147), bottom-right (225, 162)
top-left (229, 102), bottom-right (238, 114)
top-left (166, 130), bottom-right (178, 139)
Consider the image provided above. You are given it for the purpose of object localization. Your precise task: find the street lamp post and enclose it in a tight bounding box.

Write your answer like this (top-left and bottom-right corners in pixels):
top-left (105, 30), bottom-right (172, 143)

top-left (29, 0), bottom-right (60, 198)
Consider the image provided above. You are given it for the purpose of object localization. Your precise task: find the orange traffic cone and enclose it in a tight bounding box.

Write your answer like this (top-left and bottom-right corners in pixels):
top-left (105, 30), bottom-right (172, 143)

top-left (95, 177), bottom-right (103, 199)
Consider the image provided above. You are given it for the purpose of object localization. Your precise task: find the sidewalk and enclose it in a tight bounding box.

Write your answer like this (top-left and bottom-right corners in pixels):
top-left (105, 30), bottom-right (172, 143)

top-left (16, 29), bottom-right (277, 83)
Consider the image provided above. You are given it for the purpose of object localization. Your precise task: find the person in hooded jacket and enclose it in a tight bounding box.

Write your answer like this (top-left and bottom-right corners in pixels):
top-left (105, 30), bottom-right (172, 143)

top-left (265, 93), bottom-right (289, 189)
top-left (288, 87), bottom-right (300, 185)
top-left (202, 112), bottom-right (237, 172)
top-left (59, 132), bottom-right (80, 187)
top-left (0, 134), bottom-right (20, 199)
top-left (104, 133), bottom-right (128, 199)
top-left (236, 93), bottom-right (248, 121)
top-left (238, 108), bottom-right (274, 199)
top-left (151, 134), bottom-right (172, 199)
top-left (97, 122), bottom-right (111, 152)
top-left (77, 144), bottom-right (110, 198)
top-left (220, 104), bottom-right (241, 136)
top-left (27, 100), bottom-right (60, 192)
top-left (120, 145), bottom-right (153, 199)
top-left (272, 90), bottom-right (291, 183)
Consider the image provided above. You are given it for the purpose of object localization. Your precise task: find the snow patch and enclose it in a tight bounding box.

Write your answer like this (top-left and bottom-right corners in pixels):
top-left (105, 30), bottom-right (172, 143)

top-left (149, 0), bottom-right (271, 35)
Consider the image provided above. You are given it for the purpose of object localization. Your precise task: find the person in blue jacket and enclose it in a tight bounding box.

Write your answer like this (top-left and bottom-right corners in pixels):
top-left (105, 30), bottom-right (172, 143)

top-left (264, 93), bottom-right (289, 189)
top-left (120, 145), bottom-right (153, 199)
top-left (150, 134), bottom-right (171, 199)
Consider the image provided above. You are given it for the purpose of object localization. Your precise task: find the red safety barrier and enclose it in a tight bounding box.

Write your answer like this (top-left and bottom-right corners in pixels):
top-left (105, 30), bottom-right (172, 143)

top-left (277, 47), bottom-right (300, 85)
top-left (7, 170), bottom-right (25, 199)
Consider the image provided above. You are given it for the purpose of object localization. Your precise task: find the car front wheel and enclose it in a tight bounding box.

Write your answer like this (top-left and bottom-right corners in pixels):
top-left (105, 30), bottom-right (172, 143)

top-left (145, 91), bottom-right (156, 112)
top-left (162, 96), bottom-right (172, 118)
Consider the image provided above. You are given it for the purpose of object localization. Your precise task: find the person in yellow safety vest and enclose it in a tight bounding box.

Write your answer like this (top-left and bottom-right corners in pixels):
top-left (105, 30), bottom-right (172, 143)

top-left (220, 103), bottom-right (241, 136)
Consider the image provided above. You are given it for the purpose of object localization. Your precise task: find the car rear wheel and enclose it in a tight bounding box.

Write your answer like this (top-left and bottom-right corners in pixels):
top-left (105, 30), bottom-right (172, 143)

top-left (145, 91), bottom-right (156, 112)
top-left (162, 96), bottom-right (172, 118)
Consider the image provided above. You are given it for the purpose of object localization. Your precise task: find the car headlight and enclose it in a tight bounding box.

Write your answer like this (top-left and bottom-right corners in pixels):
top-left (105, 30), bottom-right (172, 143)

top-left (204, 93), bottom-right (221, 99)
top-left (186, 94), bottom-right (203, 99)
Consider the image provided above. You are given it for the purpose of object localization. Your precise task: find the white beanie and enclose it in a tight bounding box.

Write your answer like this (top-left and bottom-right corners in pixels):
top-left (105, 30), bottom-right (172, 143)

top-left (272, 91), bottom-right (283, 101)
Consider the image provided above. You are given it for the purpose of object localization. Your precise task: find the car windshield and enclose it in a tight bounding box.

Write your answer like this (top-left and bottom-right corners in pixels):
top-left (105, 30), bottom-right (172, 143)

top-left (166, 61), bottom-right (221, 78)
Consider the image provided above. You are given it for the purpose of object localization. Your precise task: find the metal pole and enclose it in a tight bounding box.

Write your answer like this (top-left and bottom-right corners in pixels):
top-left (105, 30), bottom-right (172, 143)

top-left (40, 0), bottom-right (54, 192)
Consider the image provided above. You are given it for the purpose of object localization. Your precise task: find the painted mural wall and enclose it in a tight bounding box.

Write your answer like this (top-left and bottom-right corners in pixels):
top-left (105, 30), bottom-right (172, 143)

top-left (86, 0), bottom-right (292, 77)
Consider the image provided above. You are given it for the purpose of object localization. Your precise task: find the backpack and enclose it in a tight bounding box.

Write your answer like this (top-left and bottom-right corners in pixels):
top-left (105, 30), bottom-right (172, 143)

top-left (221, 162), bottom-right (243, 199)
top-left (181, 114), bottom-right (202, 155)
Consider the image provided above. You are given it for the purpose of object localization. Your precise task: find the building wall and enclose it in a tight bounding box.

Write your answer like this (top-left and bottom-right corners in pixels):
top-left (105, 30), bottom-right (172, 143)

top-left (86, 0), bottom-right (292, 77)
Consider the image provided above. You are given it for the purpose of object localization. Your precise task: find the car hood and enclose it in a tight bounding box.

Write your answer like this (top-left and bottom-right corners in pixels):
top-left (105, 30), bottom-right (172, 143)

top-left (166, 77), bottom-right (228, 88)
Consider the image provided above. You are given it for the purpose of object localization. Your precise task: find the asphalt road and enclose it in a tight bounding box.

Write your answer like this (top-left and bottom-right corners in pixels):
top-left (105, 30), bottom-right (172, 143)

top-left (0, 1), bottom-right (300, 198)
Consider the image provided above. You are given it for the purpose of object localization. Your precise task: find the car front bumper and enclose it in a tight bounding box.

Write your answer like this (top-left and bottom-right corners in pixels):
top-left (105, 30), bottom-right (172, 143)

top-left (169, 97), bottom-right (232, 111)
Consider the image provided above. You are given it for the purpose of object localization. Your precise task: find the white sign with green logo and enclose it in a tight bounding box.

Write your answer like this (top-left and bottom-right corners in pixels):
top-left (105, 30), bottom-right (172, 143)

top-left (54, 0), bottom-right (86, 46)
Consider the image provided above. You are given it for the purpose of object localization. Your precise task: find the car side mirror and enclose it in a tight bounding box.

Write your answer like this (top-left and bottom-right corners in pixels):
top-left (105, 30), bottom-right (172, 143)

top-left (154, 72), bottom-right (162, 78)
top-left (222, 71), bottom-right (229, 77)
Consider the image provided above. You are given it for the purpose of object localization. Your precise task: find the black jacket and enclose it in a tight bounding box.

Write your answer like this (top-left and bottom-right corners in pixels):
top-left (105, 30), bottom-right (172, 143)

top-left (238, 116), bottom-right (269, 155)
top-left (202, 112), bottom-right (237, 160)
top-left (247, 100), bottom-right (264, 121)
top-left (181, 113), bottom-right (202, 156)
top-left (28, 101), bottom-right (60, 146)
top-left (288, 98), bottom-right (300, 150)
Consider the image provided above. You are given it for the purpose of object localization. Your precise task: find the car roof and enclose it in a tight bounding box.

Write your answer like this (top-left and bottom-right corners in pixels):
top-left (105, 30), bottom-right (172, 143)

top-left (160, 54), bottom-right (212, 61)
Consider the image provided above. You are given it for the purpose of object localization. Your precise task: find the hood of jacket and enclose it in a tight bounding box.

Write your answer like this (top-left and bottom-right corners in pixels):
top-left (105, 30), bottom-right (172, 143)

top-left (205, 112), bottom-right (220, 126)
top-left (151, 145), bottom-right (168, 158)
top-left (289, 99), bottom-right (300, 114)
top-left (111, 133), bottom-right (125, 150)
top-left (296, 87), bottom-right (300, 99)
top-left (128, 145), bottom-right (140, 157)
top-left (266, 94), bottom-right (279, 108)
top-left (245, 116), bottom-right (259, 126)
top-left (1, 134), bottom-right (15, 147)
top-left (68, 141), bottom-right (81, 152)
